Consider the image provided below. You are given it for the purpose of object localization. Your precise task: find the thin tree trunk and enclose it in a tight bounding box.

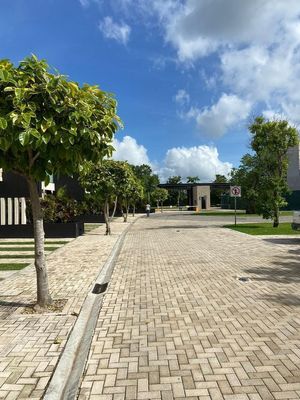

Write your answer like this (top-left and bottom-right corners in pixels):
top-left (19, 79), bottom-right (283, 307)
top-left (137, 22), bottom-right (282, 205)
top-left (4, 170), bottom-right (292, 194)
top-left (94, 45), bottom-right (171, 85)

top-left (27, 176), bottom-right (52, 307)
top-left (273, 205), bottom-right (279, 227)
top-left (161, 201), bottom-right (163, 213)
top-left (104, 199), bottom-right (111, 235)
top-left (110, 196), bottom-right (118, 220)
top-left (132, 204), bottom-right (135, 217)
top-left (123, 200), bottom-right (128, 222)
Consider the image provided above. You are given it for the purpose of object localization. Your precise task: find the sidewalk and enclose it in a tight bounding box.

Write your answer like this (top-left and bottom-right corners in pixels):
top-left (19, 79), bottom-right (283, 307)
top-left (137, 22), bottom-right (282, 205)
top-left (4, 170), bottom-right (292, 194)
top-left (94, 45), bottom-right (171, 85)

top-left (78, 213), bottom-right (300, 399)
top-left (0, 218), bottom-right (135, 400)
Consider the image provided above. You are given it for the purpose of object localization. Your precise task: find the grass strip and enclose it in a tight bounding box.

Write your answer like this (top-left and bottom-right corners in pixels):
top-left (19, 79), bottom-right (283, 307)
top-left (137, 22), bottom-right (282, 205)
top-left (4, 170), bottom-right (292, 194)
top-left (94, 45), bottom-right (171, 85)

top-left (224, 222), bottom-right (300, 235)
top-left (0, 254), bottom-right (34, 259)
top-left (0, 263), bottom-right (30, 270)
top-left (0, 241), bottom-right (69, 245)
top-left (0, 247), bottom-right (59, 252)
top-left (196, 210), bottom-right (293, 217)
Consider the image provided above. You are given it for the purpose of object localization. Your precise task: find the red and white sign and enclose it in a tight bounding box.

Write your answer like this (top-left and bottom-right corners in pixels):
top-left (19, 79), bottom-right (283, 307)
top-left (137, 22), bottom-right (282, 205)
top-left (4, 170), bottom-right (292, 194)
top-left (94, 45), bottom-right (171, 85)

top-left (230, 186), bottom-right (241, 197)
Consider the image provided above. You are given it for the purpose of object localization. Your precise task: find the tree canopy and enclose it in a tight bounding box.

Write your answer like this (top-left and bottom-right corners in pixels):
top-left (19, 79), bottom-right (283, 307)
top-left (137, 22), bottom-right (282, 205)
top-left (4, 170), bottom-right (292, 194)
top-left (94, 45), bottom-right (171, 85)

top-left (249, 116), bottom-right (299, 226)
top-left (0, 55), bottom-right (121, 306)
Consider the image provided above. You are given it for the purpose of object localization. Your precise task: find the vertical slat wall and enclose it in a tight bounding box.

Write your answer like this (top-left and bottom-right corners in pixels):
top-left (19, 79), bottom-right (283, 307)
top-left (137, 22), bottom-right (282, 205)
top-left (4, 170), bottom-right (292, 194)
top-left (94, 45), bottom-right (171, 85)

top-left (0, 197), bottom-right (27, 225)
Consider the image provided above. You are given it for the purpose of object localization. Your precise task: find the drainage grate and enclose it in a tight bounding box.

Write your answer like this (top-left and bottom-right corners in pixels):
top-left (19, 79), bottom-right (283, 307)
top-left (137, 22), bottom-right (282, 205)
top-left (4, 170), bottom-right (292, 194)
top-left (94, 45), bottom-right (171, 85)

top-left (92, 282), bottom-right (108, 294)
top-left (237, 276), bottom-right (250, 283)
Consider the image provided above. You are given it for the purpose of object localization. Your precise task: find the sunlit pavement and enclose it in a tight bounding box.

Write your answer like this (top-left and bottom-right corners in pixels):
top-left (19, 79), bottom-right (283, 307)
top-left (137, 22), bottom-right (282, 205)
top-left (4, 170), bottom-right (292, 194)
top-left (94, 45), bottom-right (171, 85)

top-left (79, 212), bottom-right (300, 400)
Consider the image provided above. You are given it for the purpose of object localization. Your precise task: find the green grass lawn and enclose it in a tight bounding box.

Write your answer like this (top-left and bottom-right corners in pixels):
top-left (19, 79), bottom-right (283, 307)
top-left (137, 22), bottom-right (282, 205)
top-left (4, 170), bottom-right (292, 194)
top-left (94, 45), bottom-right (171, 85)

top-left (196, 210), bottom-right (293, 217)
top-left (0, 254), bottom-right (34, 259)
top-left (0, 246), bottom-right (59, 252)
top-left (0, 263), bottom-right (30, 270)
top-left (224, 222), bottom-right (299, 235)
top-left (0, 240), bottom-right (69, 245)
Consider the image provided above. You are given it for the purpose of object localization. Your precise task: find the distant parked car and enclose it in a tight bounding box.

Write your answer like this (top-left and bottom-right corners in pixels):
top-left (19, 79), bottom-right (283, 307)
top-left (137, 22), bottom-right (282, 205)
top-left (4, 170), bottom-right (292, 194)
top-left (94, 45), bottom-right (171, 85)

top-left (291, 211), bottom-right (300, 230)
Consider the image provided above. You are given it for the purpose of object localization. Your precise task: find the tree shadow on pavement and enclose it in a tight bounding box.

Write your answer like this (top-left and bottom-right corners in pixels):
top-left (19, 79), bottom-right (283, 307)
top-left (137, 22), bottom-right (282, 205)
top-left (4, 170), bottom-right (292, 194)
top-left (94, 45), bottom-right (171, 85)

top-left (244, 257), bottom-right (300, 284)
top-left (0, 299), bottom-right (32, 307)
top-left (243, 250), bottom-right (300, 306)
top-left (262, 237), bottom-right (300, 246)
top-left (260, 293), bottom-right (300, 306)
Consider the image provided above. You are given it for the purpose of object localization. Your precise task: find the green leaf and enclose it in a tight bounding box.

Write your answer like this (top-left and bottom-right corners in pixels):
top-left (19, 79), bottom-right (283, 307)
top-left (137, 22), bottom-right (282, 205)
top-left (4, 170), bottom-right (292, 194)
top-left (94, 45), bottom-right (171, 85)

top-left (42, 133), bottom-right (51, 144)
top-left (28, 128), bottom-right (40, 139)
top-left (3, 86), bottom-right (14, 92)
top-left (41, 121), bottom-right (48, 132)
top-left (0, 117), bottom-right (7, 130)
top-left (19, 131), bottom-right (30, 146)
top-left (15, 88), bottom-right (24, 100)
top-left (44, 174), bottom-right (50, 186)
top-left (0, 69), bottom-right (9, 81)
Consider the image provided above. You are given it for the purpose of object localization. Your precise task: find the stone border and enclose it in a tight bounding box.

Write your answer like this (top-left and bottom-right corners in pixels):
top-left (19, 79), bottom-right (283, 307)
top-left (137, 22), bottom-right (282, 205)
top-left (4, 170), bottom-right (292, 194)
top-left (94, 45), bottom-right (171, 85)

top-left (43, 220), bottom-right (135, 400)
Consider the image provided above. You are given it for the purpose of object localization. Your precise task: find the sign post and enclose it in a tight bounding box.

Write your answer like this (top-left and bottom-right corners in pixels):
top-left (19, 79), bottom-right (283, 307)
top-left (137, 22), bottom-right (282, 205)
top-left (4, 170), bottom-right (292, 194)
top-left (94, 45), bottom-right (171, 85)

top-left (230, 186), bottom-right (242, 226)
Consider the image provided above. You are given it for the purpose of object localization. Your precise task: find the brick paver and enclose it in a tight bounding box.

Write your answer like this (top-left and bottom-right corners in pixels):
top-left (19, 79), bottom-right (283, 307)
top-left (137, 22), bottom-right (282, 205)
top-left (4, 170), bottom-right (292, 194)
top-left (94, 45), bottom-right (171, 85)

top-left (0, 219), bottom-right (133, 399)
top-left (79, 213), bottom-right (300, 400)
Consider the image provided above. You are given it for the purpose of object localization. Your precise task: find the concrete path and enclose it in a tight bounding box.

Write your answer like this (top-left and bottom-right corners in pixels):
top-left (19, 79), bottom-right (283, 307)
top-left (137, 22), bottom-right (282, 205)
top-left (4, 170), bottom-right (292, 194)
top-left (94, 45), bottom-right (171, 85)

top-left (0, 219), bottom-right (133, 400)
top-left (78, 213), bottom-right (300, 400)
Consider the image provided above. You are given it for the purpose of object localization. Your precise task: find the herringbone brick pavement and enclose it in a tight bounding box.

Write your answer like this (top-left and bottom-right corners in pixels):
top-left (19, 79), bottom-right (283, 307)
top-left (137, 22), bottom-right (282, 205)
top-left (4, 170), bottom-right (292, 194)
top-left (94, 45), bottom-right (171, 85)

top-left (0, 219), bottom-right (132, 400)
top-left (79, 213), bottom-right (300, 400)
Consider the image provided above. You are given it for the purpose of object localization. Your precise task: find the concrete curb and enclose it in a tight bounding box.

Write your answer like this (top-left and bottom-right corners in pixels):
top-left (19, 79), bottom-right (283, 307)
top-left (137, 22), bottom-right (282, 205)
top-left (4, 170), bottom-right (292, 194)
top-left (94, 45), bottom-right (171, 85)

top-left (44, 221), bottom-right (134, 400)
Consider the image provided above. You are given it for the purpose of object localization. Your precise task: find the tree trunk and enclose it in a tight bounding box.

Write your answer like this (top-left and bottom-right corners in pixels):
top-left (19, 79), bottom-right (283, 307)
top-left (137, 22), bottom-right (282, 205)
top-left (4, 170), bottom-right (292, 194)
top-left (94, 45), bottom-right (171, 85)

top-left (132, 204), bottom-right (135, 217)
top-left (27, 176), bottom-right (52, 307)
top-left (104, 199), bottom-right (111, 235)
top-left (110, 196), bottom-right (118, 220)
top-left (273, 206), bottom-right (279, 228)
top-left (161, 201), bottom-right (163, 213)
top-left (123, 200), bottom-right (128, 222)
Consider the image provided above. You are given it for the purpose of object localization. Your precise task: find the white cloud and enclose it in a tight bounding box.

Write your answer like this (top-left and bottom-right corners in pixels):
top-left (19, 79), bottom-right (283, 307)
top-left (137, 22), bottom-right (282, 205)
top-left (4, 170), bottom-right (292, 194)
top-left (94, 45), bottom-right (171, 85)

top-left (112, 136), bottom-right (150, 165)
top-left (79, 0), bottom-right (103, 7)
top-left (99, 17), bottom-right (131, 45)
top-left (111, 135), bottom-right (231, 183)
top-left (159, 145), bottom-right (232, 182)
top-left (93, 1), bottom-right (300, 135)
top-left (185, 94), bottom-right (251, 138)
top-left (79, 0), bottom-right (89, 7)
top-left (174, 89), bottom-right (190, 105)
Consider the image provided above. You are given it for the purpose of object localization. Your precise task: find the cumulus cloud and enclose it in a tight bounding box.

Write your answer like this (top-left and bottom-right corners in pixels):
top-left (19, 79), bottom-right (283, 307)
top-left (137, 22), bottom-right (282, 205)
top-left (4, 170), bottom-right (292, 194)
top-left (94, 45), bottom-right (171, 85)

top-left (159, 145), bottom-right (232, 182)
top-left (92, 1), bottom-right (300, 135)
top-left (111, 135), bottom-right (231, 183)
top-left (185, 94), bottom-right (251, 138)
top-left (174, 89), bottom-right (190, 105)
top-left (112, 136), bottom-right (150, 165)
top-left (99, 16), bottom-right (131, 45)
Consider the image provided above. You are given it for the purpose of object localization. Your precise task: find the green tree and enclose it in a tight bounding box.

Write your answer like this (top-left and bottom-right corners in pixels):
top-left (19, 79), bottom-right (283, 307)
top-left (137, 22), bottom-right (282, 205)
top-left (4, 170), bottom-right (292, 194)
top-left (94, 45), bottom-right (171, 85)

top-left (0, 56), bottom-right (120, 307)
top-left (151, 188), bottom-right (168, 211)
top-left (131, 164), bottom-right (159, 202)
top-left (80, 160), bottom-right (138, 232)
top-left (119, 165), bottom-right (144, 222)
top-left (127, 178), bottom-right (144, 217)
top-left (186, 176), bottom-right (200, 183)
top-left (211, 174), bottom-right (228, 206)
top-left (230, 154), bottom-right (259, 213)
top-left (249, 116), bottom-right (299, 227)
top-left (166, 176), bottom-right (185, 206)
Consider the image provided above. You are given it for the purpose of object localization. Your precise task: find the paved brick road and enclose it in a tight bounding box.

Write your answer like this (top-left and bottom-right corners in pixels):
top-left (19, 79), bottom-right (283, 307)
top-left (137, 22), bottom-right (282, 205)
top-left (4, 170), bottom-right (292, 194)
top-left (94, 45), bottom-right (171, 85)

top-left (79, 213), bottom-right (300, 400)
top-left (0, 220), bottom-right (131, 400)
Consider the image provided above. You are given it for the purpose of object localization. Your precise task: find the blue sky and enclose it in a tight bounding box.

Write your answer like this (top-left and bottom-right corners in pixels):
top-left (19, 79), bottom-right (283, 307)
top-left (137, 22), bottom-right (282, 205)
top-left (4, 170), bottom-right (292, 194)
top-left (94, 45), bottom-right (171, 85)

top-left (1, 0), bottom-right (300, 181)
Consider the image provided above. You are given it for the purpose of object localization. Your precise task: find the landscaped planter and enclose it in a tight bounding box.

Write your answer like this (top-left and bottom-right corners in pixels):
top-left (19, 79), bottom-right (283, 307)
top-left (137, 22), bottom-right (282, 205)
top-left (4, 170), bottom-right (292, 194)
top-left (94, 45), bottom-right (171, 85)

top-left (0, 222), bottom-right (84, 238)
